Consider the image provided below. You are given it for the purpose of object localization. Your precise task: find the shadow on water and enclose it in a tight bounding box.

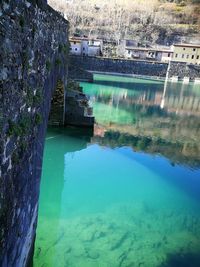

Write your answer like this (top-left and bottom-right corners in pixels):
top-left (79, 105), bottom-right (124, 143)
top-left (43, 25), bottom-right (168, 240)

top-left (29, 126), bottom-right (94, 267)
top-left (47, 126), bottom-right (93, 143)
top-left (161, 252), bottom-right (200, 267)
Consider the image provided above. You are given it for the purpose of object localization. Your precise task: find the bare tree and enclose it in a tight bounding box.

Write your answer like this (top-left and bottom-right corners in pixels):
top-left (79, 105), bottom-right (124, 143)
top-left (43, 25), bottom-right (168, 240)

top-left (48, 0), bottom-right (199, 45)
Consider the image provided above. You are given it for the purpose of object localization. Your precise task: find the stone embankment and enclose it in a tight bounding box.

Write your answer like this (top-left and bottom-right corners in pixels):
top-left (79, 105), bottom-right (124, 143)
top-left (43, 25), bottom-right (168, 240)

top-left (68, 59), bottom-right (93, 82)
top-left (70, 56), bottom-right (200, 81)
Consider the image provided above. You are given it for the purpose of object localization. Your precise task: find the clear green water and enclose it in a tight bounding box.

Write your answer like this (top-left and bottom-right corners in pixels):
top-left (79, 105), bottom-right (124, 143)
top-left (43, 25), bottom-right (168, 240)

top-left (33, 75), bottom-right (200, 267)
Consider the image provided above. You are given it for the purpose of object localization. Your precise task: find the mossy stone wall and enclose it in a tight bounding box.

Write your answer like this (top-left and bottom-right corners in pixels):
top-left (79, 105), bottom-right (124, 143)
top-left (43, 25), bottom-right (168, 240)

top-left (0, 1), bottom-right (69, 266)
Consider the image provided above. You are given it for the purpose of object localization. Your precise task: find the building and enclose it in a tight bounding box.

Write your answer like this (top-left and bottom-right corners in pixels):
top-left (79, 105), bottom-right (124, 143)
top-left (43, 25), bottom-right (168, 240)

top-left (117, 39), bottom-right (138, 57)
top-left (69, 38), bottom-right (82, 55)
top-left (161, 50), bottom-right (173, 62)
top-left (69, 37), bottom-right (103, 57)
top-left (122, 41), bottom-right (200, 64)
top-left (125, 47), bottom-right (173, 62)
top-left (171, 44), bottom-right (200, 65)
top-left (88, 39), bottom-right (103, 56)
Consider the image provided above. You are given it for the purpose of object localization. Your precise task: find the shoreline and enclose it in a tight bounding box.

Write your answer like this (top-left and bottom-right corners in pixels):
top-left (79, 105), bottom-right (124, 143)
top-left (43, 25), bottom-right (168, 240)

top-left (88, 70), bottom-right (166, 82)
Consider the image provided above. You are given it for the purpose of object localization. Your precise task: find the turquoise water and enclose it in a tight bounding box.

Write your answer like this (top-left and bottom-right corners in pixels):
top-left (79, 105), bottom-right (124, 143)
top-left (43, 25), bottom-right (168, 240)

top-left (33, 75), bottom-right (200, 267)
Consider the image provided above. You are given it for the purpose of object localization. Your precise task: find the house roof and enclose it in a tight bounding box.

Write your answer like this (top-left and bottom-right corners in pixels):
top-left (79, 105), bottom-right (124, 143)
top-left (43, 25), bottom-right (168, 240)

top-left (88, 45), bottom-right (101, 47)
top-left (69, 37), bottom-right (102, 42)
top-left (125, 47), bottom-right (173, 53)
top-left (125, 46), bottom-right (148, 51)
top-left (173, 43), bottom-right (200, 48)
top-left (69, 38), bottom-right (82, 42)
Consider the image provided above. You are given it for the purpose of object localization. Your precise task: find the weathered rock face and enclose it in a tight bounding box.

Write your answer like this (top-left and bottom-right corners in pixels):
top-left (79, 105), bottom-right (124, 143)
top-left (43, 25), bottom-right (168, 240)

top-left (0, 1), bottom-right (69, 266)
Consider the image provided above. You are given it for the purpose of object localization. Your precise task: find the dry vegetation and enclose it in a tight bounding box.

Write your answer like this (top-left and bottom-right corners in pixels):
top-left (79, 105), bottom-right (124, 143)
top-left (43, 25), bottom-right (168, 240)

top-left (48, 0), bottom-right (200, 45)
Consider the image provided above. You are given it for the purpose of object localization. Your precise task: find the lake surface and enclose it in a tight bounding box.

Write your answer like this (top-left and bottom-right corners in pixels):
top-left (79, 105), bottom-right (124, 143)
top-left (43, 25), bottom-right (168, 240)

top-left (33, 74), bottom-right (200, 267)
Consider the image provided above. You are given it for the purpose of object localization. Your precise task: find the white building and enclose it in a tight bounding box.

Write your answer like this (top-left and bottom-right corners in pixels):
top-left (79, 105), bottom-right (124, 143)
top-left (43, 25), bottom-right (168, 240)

top-left (125, 47), bottom-right (173, 62)
top-left (69, 37), bottom-right (103, 57)
top-left (171, 43), bottom-right (200, 65)
top-left (121, 41), bottom-right (200, 64)
top-left (161, 50), bottom-right (173, 62)
top-left (69, 38), bottom-right (82, 55)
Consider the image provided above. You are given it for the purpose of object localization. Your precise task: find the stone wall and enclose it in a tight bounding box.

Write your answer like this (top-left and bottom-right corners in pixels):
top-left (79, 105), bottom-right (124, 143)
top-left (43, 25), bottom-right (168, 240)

top-left (70, 56), bottom-right (168, 78)
top-left (49, 79), bottom-right (65, 126)
top-left (0, 1), bottom-right (69, 266)
top-left (70, 56), bottom-right (200, 80)
top-left (68, 59), bottom-right (93, 82)
top-left (169, 62), bottom-right (200, 80)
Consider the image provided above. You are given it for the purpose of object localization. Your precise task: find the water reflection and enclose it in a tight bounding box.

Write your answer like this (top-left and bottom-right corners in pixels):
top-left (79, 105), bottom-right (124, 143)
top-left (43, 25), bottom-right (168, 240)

top-left (33, 75), bottom-right (200, 267)
top-left (82, 75), bottom-right (200, 169)
top-left (32, 127), bottom-right (93, 266)
top-left (38, 126), bottom-right (93, 218)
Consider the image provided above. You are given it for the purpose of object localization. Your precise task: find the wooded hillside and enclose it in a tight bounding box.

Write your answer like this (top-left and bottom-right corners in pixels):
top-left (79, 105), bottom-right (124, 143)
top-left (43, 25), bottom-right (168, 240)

top-left (49, 0), bottom-right (200, 45)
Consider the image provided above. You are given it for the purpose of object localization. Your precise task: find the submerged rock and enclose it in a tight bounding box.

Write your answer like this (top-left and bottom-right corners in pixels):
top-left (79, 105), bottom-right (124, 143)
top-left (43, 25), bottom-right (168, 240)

top-left (87, 250), bottom-right (100, 260)
top-left (110, 231), bottom-right (129, 251)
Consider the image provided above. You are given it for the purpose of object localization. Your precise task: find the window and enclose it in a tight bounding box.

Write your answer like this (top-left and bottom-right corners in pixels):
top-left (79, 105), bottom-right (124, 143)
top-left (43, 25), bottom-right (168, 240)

top-left (70, 47), bottom-right (72, 50)
top-left (168, 53), bottom-right (171, 57)
top-left (183, 48), bottom-right (185, 50)
top-left (74, 42), bottom-right (76, 44)
top-left (197, 55), bottom-right (199, 59)
top-left (193, 48), bottom-right (196, 51)
top-left (182, 54), bottom-right (184, 58)
top-left (75, 48), bottom-right (78, 51)
top-left (83, 47), bottom-right (85, 51)
top-left (128, 50), bottom-right (131, 54)
top-left (192, 55), bottom-right (194, 59)
top-left (186, 54), bottom-right (189, 59)
top-left (175, 54), bottom-right (178, 58)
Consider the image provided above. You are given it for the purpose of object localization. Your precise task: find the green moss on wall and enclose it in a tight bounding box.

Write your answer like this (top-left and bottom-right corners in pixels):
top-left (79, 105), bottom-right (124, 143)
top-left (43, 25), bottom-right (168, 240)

top-left (35, 113), bottom-right (43, 125)
top-left (7, 115), bottom-right (32, 137)
top-left (46, 60), bottom-right (51, 71)
top-left (26, 88), bottom-right (43, 107)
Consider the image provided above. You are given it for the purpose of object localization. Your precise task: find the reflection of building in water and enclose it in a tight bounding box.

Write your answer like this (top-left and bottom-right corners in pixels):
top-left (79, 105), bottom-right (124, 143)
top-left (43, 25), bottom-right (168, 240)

top-left (160, 82), bottom-right (200, 116)
top-left (125, 83), bottom-right (200, 116)
top-left (91, 82), bottom-right (200, 116)
top-left (115, 82), bottom-right (200, 116)
top-left (89, 80), bottom-right (200, 168)
top-left (132, 90), bottom-right (163, 107)
top-left (162, 94), bottom-right (200, 115)
top-left (96, 89), bottom-right (128, 107)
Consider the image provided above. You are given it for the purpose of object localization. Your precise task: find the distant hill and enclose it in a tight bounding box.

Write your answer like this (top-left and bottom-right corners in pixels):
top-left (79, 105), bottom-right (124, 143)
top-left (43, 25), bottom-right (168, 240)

top-left (49, 0), bottom-right (200, 46)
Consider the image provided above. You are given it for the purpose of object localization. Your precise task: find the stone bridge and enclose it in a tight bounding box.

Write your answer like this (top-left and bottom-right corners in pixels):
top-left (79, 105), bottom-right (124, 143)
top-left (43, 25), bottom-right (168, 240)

top-left (0, 1), bottom-right (69, 266)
